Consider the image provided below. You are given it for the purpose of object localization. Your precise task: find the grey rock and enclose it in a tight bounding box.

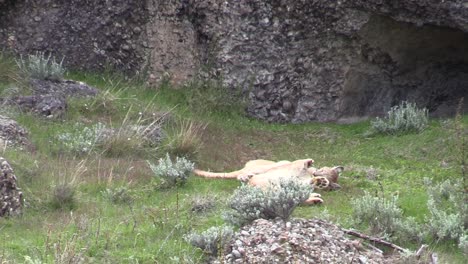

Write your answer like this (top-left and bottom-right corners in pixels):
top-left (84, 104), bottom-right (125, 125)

top-left (231, 249), bottom-right (241, 259)
top-left (30, 79), bottom-right (99, 98)
top-left (1, 79), bottom-right (99, 118)
top-left (7, 95), bottom-right (67, 118)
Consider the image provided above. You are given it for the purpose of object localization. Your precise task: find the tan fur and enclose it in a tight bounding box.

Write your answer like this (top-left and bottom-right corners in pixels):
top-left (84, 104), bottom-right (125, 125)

top-left (193, 159), bottom-right (344, 205)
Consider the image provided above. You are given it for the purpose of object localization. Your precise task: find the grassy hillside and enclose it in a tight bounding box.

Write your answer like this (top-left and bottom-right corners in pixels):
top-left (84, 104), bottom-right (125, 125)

top-left (0, 55), bottom-right (467, 263)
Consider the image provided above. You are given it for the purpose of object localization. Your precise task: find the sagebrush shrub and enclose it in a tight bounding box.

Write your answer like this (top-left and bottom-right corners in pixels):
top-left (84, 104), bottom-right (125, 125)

top-left (370, 101), bottom-right (428, 135)
top-left (351, 192), bottom-right (422, 242)
top-left (102, 187), bottom-right (132, 204)
top-left (184, 225), bottom-right (234, 256)
top-left (16, 52), bottom-right (65, 81)
top-left (147, 153), bottom-right (194, 187)
top-left (424, 178), bottom-right (467, 242)
top-left (57, 123), bottom-right (108, 155)
top-left (224, 178), bottom-right (311, 226)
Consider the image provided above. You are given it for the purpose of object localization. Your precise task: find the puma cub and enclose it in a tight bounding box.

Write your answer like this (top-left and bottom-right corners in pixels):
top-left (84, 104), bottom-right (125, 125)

top-left (193, 159), bottom-right (344, 204)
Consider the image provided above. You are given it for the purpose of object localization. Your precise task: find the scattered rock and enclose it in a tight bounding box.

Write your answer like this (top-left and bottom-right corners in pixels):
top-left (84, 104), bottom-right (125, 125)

top-left (215, 218), bottom-right (402, 264)
top-left (0, 157), bottom-right (23, 217)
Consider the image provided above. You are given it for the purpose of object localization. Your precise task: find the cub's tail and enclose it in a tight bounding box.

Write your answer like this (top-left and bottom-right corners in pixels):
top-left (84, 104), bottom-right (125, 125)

top-left (192, 169), bottom-right (241, 179)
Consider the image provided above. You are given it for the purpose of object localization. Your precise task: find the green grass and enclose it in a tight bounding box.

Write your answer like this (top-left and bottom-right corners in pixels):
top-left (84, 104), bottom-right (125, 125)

top-left (0, 59), bottom-right (467, 263)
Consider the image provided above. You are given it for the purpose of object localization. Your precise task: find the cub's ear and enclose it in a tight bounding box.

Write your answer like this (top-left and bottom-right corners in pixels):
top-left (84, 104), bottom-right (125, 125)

top-left (333, 166), bottom-right (344, 173)
top-left (304, 159), bottom-right (314, 168)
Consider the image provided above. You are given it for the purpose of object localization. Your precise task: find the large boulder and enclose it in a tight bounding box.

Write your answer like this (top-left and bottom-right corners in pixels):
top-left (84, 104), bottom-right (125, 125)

top-left (0, 157), bottom-right (23, 217)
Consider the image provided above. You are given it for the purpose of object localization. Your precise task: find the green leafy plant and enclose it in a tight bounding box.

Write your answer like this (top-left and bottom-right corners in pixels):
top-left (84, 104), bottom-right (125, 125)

top-left (184, 225), bottom-right (234, 256)
top-left (147, 153), bottom-right (194, 187)
top-left (370, 101), bottom-right (428, 135)
top-left (351, 191), bottom-right (423, 242)
top-left (16, 52), bottom-right (65, 81)
top-left (224, 178), bottom-right (311, 226)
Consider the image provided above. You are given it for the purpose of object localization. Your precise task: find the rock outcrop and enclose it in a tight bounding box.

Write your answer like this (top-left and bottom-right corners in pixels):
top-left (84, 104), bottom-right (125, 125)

top-left (1, 79), bottom-right (99, 118)
top-left (1, 0), bottom-right (467, 122)
top-left (0, 157), bottom-right (23, 217)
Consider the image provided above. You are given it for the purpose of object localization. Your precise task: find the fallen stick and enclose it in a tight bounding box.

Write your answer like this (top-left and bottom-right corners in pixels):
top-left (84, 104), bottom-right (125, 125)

top-left (343, 229), bottom-right (406, 252)
top-left (415, 244), bottom-right (428, 258)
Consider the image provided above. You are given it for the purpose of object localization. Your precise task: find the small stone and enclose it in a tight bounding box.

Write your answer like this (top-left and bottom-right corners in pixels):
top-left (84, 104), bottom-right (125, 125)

top-left (235, 239), bottom-right (243, 247)
top-left (271, 244), bottom-right (285, 254)
top-left (33, 16), bottom-right (41, 22)
top-left (238, 247), bottom-right (245, 255)
top-left (231, 249), bottom-right (241, 258)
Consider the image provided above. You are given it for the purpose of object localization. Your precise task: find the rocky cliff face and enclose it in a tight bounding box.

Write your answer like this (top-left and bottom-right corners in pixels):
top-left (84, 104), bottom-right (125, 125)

top-left (1, 0), bottom-right (467, 122)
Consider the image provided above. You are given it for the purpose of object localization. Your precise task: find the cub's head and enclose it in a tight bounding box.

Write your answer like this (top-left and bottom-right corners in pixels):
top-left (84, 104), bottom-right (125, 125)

top-left (309, 166), bottom-right (344, 190)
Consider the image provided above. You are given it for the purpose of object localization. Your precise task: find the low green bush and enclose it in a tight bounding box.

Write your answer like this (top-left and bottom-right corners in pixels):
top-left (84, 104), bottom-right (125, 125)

top-left (370, 101), bottom-right (428, 135)
top-left (56, 122), bottom-right (107, 155)
top-left (459, 234), bottom-right (468, 255)
top-left (102, 186), bottom-right (133, 204)
top-left (424, 178), bottom-right (467, 248)
top-left (224, 179), bottom-right (311, 226)
top-left (50, 183), bottom-right (76, 210)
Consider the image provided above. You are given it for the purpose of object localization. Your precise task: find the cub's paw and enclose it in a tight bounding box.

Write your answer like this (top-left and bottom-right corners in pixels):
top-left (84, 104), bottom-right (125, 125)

top-left (237, 173), bottom-right (253, 183)
top-left (311, 176), bottom-right (330, 189)
top-left (305, 195), bottom-right (324, 205)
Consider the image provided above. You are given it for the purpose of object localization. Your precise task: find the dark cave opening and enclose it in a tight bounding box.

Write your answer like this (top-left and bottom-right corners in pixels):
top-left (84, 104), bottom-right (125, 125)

top-left (341, 15), bottom-right (468, 118)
